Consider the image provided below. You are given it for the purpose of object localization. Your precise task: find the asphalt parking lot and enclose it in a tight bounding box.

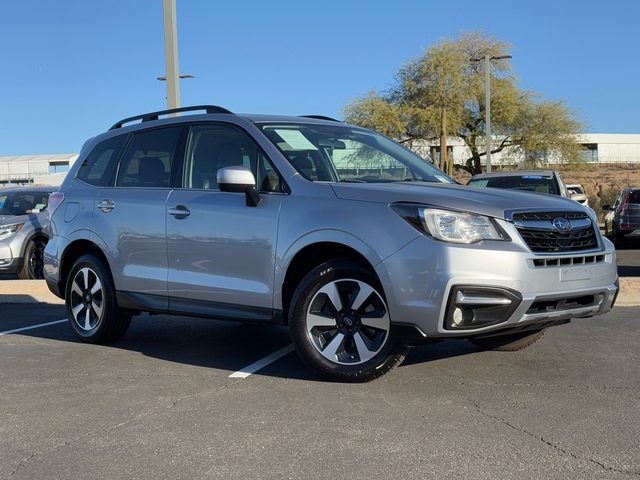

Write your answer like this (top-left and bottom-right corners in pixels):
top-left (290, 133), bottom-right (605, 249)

top-left (1, 282), bottom-right (639, 479)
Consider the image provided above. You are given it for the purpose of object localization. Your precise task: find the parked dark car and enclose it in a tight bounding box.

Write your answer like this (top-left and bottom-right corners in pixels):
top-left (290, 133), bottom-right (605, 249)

top-left (0, 186), bottom-right (56, 279)
top-left (603, 187), bottom-right (640, 247)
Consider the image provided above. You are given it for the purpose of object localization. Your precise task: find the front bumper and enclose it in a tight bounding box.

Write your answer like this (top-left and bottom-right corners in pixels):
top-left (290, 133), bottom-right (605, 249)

top-left (0, 242), bottom-right (22, 274)
top-left (379, 232), bottom-right (619, 339)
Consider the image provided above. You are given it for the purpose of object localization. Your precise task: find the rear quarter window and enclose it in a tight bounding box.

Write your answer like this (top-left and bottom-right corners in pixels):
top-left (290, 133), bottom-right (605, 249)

top-left (76, 135), bottom-right (127, 187)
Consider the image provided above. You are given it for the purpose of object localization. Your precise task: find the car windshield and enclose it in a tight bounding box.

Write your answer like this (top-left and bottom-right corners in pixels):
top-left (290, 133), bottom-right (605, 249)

top-left (468, 174), bottom-right (558, 195)
top-left (259, 122), bottom-right (455, 184)
top-left (0, 192), bottom-right (49, 216)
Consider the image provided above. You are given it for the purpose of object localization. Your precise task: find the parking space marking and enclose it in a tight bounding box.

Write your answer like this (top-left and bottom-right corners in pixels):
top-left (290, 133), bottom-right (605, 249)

top-left (0, 319), bottom-right (67, 336)
top-left (230, 344), bottom-right (295, 378)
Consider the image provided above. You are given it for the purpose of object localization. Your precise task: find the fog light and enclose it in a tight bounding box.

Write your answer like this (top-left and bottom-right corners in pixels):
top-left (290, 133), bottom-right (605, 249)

top-left (452, 307), bottom-right (474, 326)
top-left (445, 286), bottom-right (522, 330)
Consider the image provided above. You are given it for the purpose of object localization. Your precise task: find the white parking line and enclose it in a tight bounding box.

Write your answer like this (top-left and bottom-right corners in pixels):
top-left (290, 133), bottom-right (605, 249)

top-left (0, 319), bottom-right (67, 336)
top-left (2, 319), bottom-right (293, 378)
top-left (229, 344), bottom-right (295, 378)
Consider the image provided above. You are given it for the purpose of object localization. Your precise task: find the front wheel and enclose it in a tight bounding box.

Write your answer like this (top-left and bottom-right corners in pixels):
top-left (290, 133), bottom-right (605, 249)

top-left (65, 254), bottom-right (132, 344)
top-left (18, 238), bottom-right (46, 280)
top-left (289, 259), bottom-right (408, 382)
top-left (468, 328), bottom-right (547, 351)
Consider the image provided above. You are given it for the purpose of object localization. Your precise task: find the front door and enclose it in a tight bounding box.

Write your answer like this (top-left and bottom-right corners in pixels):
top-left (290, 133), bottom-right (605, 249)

top-left (166, 123), bottom-right (284, 321)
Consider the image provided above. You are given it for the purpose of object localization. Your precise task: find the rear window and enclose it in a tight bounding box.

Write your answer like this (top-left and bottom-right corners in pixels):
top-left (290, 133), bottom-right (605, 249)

top-left (468, 175), bottom-right (558, 195)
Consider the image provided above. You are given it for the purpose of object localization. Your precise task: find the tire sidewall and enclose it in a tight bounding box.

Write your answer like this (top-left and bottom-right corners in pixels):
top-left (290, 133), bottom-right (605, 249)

top-left (66, 254), bottom-right (118, 343)
top-left (289, 259), bottom-right (404, 382)
top-left (18, 238), bottom-right (46, 280)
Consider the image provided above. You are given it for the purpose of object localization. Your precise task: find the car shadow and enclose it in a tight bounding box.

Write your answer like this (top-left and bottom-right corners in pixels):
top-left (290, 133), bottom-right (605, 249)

top-left (7, 306), bottom-right (481, 382)
top-left (618, 265), bottom-right (640, 277)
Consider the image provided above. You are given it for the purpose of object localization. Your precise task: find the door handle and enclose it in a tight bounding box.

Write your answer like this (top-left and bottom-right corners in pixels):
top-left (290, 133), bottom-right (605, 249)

top-left (169, 205), bottom-right (191, 218)
top-left (97, 199), bottom-right (115, 212)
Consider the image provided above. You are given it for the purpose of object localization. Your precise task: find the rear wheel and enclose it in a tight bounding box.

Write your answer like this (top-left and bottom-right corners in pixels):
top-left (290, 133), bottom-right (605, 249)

top-left (18, 238), bottom-right (46, 280)
top-left (468, 328), bottom-right (546, 351)
top-left (65, 254), bottom-right (132, 344)
top-left (289, 259), bottom-right (408, 382)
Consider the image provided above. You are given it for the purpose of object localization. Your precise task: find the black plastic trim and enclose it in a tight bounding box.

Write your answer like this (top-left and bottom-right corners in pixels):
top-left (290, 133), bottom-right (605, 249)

top-left (110, 105), bottom-right (234, 130)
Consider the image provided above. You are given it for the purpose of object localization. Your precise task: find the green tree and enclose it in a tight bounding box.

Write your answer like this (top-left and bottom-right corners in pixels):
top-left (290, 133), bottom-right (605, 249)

top-left (342, 31), bottom-right (585, 175)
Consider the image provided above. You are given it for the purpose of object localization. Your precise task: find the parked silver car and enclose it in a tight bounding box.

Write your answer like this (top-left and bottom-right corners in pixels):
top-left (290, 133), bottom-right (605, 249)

top-left (467, 170), bottom-right (572, 198)
top-left (0, 186), bottom-right (56, 279)
top-left (43, 106), bottom-right (619, 382)
top-left (566, 183), bottom-right (589, 207)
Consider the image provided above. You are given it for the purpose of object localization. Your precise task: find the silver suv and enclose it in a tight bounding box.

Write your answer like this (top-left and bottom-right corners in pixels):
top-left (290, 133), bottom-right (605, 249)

top-left (44, 106), bottom-right (619, 382)
top-left (0, 186), bottom-right (56, 279)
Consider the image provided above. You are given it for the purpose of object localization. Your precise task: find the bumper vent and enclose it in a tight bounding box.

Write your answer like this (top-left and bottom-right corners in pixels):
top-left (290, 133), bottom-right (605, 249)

top-left (532, 255), bottom-right (605, 267)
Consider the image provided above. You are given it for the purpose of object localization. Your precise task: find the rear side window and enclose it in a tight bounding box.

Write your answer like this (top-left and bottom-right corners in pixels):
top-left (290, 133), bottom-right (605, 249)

top-left (76, 135), bottom-right (127, 187)
top-left (629, 191), bottom-right (640, 204)
top-left (116, 127), bottom-right (181, 188)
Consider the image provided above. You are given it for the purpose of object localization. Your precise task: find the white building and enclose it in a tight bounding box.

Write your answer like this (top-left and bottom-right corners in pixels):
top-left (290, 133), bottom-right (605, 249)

top-left (427, 134), bottom-right (640, 168)
top-left (0, 154), bottom-right (78, 186)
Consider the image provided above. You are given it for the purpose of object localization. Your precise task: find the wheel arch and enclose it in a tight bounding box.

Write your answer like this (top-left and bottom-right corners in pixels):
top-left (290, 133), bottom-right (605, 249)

top-left (18, 230), bottom-right (49, 258)
top-left (280, 241), bottom-right (376, 326)
top-left (58, 240), bottom-right (110, 300)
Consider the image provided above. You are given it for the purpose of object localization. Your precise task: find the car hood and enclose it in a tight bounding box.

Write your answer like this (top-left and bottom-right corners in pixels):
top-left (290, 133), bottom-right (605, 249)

top-left (0, 213), bottom-right (42, 226)
top-left (330, 182), bottom-right (583, 219)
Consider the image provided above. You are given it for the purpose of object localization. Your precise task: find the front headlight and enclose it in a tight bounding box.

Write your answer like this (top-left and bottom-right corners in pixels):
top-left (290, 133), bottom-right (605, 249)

top-left (0, 223), bottom-right (24, 239)
top-left (392, 204), bottom-right (504, 244)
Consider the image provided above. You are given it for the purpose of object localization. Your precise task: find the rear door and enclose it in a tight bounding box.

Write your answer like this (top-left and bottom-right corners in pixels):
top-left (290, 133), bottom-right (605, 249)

top-left (90, 126), bottom-right (182, 303)
top-left (166, 123), bottom-right (284, 321)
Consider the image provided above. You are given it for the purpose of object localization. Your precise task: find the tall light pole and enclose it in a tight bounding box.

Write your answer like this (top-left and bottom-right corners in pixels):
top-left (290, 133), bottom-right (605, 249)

top-left (472, 54), bottom-right (512, 173)
top-left (160, 0), bottom-right (194, 111)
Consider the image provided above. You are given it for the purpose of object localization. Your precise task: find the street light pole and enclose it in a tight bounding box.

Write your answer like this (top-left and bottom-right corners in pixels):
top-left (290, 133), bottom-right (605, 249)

top-left (473, 54), bottom-right (512, 173)
top-left (162, 0), bottom-right (180, 110)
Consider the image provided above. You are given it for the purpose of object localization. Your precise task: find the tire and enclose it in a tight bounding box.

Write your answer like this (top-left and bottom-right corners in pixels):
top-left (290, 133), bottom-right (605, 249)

top-left (468, 328), bottom-right (547, 352)
top-left (65, 254), bottom-right (132, 344)
top-left (18, 238), bottom-right (46, 280)
top-left (289, 259), bottom-right (408, 382)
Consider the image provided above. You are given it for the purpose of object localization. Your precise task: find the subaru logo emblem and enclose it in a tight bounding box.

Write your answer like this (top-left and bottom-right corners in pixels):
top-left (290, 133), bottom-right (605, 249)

top-left (552, 217), bottom-right (571, 231)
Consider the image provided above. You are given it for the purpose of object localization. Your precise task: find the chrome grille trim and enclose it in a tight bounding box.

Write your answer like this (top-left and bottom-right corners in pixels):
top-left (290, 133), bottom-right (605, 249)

top-left (510, 210), bottom-right (599, 253)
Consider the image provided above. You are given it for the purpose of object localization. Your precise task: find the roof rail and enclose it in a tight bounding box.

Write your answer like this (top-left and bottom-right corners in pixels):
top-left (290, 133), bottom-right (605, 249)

top-left (299, 115), bottom-right (341, 122)
top-left (109, 105), bottom-right (234, 130)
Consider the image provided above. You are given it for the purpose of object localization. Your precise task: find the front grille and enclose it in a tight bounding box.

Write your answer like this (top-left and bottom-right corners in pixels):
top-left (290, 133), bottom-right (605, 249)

top-left (513, 211), bottom-right (589, 222)
top-left (512, 211), bottom-right (599, 253)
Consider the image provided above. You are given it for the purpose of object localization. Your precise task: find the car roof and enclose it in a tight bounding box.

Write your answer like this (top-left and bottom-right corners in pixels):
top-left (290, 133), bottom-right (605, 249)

top-left (107, 105), bottom-right (343, 132)
top-left (0, 186), bottom-right (58, 194)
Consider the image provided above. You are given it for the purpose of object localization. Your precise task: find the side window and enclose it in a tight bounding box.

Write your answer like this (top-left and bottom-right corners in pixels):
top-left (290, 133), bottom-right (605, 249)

top-left (183, 124), bottom-right (283, 192)
top-left (116, 126), bottom-right (181, 188)
top-left (76, 134), bottom-right (127, 187)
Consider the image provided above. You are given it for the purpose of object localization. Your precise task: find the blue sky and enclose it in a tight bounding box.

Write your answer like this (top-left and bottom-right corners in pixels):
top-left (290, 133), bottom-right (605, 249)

top-left (1, 0), bottom-right (638, 156)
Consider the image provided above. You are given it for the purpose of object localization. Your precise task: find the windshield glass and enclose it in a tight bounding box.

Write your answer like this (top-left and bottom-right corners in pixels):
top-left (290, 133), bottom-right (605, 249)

top-left (0, 192), bottom-right (49, 216)
top-left (259, 122), bottom-right (455, 184)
